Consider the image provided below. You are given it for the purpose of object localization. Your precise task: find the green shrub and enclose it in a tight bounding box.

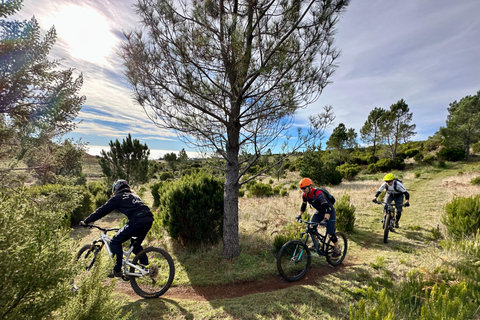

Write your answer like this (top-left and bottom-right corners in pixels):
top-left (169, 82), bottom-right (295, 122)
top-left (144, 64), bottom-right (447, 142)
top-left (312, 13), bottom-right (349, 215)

top-left (472, 141), bottom-right (480, 154)
top-left (367, 163), bottom-right (378, 173)
top-left (238, 188), bottom-right (245, 197)
top-left (150, 181), bottom-right (165, 208)
top-left (423, 154), bottom-right (436, 165)
top-left (414, 153), bottom-right (424, 162)
top-left (299, 151), bottom-right (342, 186)
top-left (375, 158), bottom-right (395, 172)
top-left (334, 194), bottom-right (356, 232)
top-left (159, 171), bottom-right (175, 181)
top-left (248, 182), bottom-right (273, 197)
top-left (156, 171), bottom-right (224, 246)
top-left (414, 172), bottom-right (421, 178)
top-left (280, 189), bottom-right (288, 197)
top-left (273, 233), bottom-right (296, 254)
top-left (337, 163), bottom-right (361, 181)
top-left (470, 177), bottom-right (480, 185)
top-left (437, 160), bottom-right (447, 168)
top-left (273, 185), bottom-right (281, 195)
top-left (0, 188), bottom-right (128, 320)
top-left (442, 195), bottom-right (480, 239)
top-left (405, 148), bottom-right (420, 158)
top-left (437, 147), bottom-right (465, 162)
top-left (27, 184), bottom-right (93, 226)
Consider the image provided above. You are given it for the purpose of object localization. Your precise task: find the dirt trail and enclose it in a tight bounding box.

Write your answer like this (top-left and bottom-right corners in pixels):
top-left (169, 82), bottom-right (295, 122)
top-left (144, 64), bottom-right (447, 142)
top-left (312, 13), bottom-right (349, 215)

top-left (115, 262), bottom-right (352, 301)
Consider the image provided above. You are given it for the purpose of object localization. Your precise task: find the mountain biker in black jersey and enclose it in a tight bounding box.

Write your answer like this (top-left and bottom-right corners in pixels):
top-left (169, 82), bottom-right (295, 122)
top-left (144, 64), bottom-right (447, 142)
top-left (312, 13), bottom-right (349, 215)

top-left (296, 177), bottom-right (340, 258)
top-left (80, 179), bottom-right (154, 277)
top-left (373, 173), bottom-right (410, 228)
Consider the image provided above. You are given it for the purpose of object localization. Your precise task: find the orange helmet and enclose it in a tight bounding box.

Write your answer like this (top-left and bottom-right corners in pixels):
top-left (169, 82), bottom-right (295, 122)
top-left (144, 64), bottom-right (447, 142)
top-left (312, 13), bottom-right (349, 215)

top-left (299, 178), bottom-right (313, 188)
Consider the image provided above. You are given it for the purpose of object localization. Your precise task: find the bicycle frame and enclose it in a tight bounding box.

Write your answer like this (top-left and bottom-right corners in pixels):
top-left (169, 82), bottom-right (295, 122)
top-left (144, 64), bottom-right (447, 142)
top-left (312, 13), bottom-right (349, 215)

top-left (86, 226), bottom-right (148, 278)
top-left (298, 219), bottom-right (331, 255)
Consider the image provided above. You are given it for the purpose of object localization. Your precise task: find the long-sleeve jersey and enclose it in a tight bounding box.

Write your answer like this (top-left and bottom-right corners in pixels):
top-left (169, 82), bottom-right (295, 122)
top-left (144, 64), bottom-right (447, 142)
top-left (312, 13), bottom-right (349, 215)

top-left (301, 188), bottom-right (335, 218)
top-left (375, 180), bottom-right (410, 200)
top-left (83, 189), bottom-right (153, 224)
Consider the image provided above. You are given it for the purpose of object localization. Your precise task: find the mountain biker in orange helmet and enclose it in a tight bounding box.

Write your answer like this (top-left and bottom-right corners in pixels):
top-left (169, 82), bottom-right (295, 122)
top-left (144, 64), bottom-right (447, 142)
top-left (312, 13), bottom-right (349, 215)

top-left (297, 177), bottom-right (340, 258)
top-left (373, 173), bottom-right (410, 228)
top-left (80, 179), bottom-right (154, 278)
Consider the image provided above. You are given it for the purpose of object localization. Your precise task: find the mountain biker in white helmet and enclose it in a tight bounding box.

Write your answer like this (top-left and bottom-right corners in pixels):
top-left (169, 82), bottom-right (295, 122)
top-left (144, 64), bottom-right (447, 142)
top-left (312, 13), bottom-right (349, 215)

top-left (80, 179), bottom-right (154, 277)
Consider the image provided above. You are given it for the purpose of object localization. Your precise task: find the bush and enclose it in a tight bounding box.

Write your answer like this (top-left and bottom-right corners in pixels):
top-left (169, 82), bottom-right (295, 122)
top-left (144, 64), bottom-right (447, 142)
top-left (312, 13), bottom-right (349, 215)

top-left (27, 184), bottom-right (93, 226)
top-left (414, 153), bottom-right (424, 162)
top-left (375, 158), bottom-right (395, 172)
top-left (367, 163), bottom-right (378, 173)
top-left (471, 177), bottom-right (480, 185)
top-left (334, 194), bottom-right (356, 232)
top-left (404, 148), bottom-right (420, 158)
top-left (156, 171), bottom-right (224, 246)
top-left (0, 188), bottom-right (129, 320)
top-left (442, 195), bottom-right (480, 239)
top-left (337, 163), bottom-right (361, 181)
top-left (414, 172), bottom-right (421, 178)
top-left (423, 154), bottom-right (436, 165)
top-left (280, 189), bottom-right (288, 197)
top-left (437, 147), bottom-right (466, 162)
top-left (299, 151), bottom-right (342, 186)
top-left (248, 182), bottom-right (273, 197)
top-left (159, 171), bottom-right (175, 181)
top-left (273, 185), bottom-right (281, 195)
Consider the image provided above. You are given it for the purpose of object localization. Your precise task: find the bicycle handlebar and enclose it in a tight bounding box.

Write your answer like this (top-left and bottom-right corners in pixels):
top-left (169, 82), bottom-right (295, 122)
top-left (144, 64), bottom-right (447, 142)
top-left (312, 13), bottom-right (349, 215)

top-left (372, 200), bottom-right (406, 207)
top-left (83, 224), bottom-right (120, 232)
top-left (296, 218), bottom-right (326, 227)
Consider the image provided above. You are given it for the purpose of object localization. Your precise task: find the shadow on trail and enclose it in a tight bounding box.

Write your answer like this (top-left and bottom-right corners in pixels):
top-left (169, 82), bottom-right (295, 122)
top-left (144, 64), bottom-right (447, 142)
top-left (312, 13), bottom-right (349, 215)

top-left (121, 297), bottom-right (194, 319)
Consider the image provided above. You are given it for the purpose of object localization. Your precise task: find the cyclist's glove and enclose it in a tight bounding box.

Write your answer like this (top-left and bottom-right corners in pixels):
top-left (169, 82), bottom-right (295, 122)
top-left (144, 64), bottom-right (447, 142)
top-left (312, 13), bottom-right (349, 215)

top-left (372, 198), bottom-right (377, 203)
top-left (295, 215), bottom-right (302, 222)
top-left (404, 202), bottom-right (410, 207)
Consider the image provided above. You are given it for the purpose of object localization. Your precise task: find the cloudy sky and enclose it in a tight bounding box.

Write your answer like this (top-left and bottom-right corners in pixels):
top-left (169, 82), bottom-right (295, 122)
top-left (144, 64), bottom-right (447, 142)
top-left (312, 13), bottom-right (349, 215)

top-left (11, 0), bottom-right (480, 158)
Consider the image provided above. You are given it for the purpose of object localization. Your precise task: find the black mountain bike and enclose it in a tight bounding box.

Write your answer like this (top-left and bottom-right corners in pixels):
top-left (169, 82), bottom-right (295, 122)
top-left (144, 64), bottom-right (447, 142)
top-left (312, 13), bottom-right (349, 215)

top-left (276, 219), bottom-right (348, 282)
top-left (76, 225), bottom-right (175, 298)
top-left (373, 200), bottom-right (404, 243)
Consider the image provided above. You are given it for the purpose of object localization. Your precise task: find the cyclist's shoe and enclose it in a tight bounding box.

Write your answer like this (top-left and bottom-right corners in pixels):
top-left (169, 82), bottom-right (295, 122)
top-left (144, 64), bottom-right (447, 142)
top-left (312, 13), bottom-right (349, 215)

top-left (395, 222), bottom-right (399, 228)
top-left (108, 269), bottom-right (122, 278)
top-left (148, 265), bottom-right (159, 278)
top-left (330, 250), bottom-right (341, 260)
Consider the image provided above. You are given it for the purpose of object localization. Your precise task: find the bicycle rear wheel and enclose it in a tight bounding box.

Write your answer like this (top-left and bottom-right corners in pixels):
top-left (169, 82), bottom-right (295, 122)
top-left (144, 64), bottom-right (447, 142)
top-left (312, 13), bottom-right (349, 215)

top-left (383, 214), bottom-right (391, 243)
top-left (276, 240), bottom-right (311, 282)
top-left (129, 247), bottom-right (175, 298)
top-left (326, 232), bottom-right (348, 266)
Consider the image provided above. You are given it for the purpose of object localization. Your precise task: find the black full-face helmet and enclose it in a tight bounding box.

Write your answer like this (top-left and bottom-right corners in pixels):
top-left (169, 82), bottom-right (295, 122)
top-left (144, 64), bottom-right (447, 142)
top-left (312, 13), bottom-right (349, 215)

top-left (112, 179), bottom-right (130, 194)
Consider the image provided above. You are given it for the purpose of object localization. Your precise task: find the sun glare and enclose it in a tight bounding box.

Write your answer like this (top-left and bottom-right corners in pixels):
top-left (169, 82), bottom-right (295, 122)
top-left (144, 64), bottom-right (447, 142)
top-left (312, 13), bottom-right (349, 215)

top-left (50, 5), bottom-right (117, 65)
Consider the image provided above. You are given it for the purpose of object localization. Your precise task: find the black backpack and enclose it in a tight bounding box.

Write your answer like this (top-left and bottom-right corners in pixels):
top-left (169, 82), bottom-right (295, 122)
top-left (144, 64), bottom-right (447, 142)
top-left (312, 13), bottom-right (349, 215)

top-left (315, 188), bottom-right (336, 205)
top-left (392, 178), bottom-right (403, 192)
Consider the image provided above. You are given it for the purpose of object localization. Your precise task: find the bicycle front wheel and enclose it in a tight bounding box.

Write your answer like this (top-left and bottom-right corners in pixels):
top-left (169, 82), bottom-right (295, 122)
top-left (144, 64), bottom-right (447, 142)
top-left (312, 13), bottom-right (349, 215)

top-left (129, 247), bottom-right (175, 298)
top-left (383, 214), bottom-right (391, 243)
top-left (276, 240), bottom-right (311, 282)
top-left (77, 244), bottom-right (99, 271)
top-left (326, 232), bottom-right (348, 266)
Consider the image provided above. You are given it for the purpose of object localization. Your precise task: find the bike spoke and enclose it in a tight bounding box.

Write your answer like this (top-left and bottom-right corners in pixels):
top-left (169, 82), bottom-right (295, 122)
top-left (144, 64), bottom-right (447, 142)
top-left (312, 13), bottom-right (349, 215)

top-left (129, 247), bottom-right (175, 298)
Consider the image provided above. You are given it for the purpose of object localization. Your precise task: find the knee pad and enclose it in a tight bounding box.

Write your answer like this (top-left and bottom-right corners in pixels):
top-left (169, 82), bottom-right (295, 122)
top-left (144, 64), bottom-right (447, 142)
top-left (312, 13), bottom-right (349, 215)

top-left (329, 234), bottom-right (338, 243)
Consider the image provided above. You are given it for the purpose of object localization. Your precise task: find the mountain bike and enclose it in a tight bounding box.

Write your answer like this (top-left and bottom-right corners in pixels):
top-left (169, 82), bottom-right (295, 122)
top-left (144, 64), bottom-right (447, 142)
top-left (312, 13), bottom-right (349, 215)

top-left (373, 200), bottom-right (403, 243)
top-left (276, 218), bottom-right (348, 282)
top-left (76, 225), bottom-right (175, 298)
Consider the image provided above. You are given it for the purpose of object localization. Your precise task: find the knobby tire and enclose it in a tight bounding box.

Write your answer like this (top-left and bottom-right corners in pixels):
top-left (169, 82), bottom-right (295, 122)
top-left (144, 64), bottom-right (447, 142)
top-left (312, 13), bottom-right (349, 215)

top-left (129, 247), bottom-right (175, 298)
top-left (276, 240), bottom-right (311, 282)
top-left (383, 214), bottom-right (391, 243)
top-left (77, 244), bottom-right (99, 271)
top-left (326, 231), bottom-right (348, 266)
